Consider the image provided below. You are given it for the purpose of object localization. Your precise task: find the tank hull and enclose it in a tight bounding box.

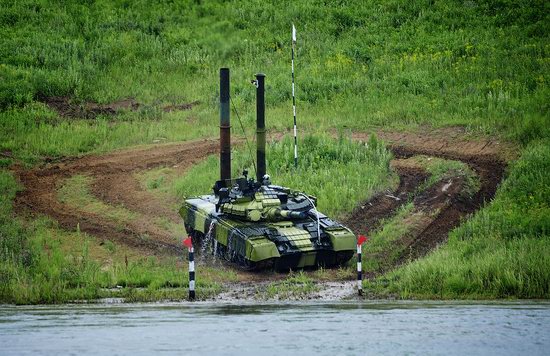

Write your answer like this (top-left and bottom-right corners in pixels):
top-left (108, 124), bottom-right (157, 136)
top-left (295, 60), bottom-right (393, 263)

top-left (180, 195), bottom-right (356, 270)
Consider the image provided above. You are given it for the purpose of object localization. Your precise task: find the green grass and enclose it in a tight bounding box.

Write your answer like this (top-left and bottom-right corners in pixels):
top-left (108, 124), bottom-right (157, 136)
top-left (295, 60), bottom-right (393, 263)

top-left (0, 170), bottom-right (225, 304)
top-left (0, 103), bottom-right (215, 165)
top-left (362, 203), bottom-right (418, 273)
top-left (173, 133), bottom-right (394, 219)
top-left (367, 140), bottom-right (550, 299)
top-left (0, 0), bottom-right (548, 164)
top-left (264, 271), bottom-right (318, 299)
top-left (408, 155), bottom-right (480, 198)
top-left (58, 174), bottom-right (136, 224)
top-left (361, 156), bottom-right (480, 275)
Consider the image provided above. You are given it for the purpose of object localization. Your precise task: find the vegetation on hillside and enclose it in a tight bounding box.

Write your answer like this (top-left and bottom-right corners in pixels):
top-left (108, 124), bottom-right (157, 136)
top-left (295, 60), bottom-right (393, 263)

top-left (1, 0), bottom-right (548, 163)
top-left (368, 140), bottom-right (550, 299)
top-left (0, 170), bottom-right (222, 304)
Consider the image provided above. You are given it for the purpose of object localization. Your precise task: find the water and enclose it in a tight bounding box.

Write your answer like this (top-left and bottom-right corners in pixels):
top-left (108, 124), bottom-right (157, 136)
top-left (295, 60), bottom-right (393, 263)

top-left (200, 220), bottom-right (216, 256)
top-left (1, 301), bottom-right (549, 355)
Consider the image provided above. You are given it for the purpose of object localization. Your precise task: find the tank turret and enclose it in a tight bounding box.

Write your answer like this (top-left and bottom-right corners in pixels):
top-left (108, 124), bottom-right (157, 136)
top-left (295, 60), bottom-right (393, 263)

top-left (179, 68), bottom-right (357, 270)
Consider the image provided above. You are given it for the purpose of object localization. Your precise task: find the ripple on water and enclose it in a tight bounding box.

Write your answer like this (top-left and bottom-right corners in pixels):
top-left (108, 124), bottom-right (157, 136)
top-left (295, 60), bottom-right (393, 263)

top-left (0, 301), bottom-right (549, 355)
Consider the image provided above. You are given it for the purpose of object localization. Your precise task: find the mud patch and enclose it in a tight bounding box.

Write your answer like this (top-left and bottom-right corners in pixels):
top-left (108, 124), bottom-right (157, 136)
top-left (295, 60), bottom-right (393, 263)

top-left (38, 95), bottom-right (199, 120)
top-left (344, 166), bottom-right (428, 236)
top-left (349, 130), bottom-right (507, 274)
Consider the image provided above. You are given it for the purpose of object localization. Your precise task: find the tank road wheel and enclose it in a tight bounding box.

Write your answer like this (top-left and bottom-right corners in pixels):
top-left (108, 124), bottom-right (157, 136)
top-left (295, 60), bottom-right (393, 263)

top-left (238, 258), bottom-right (275, 271)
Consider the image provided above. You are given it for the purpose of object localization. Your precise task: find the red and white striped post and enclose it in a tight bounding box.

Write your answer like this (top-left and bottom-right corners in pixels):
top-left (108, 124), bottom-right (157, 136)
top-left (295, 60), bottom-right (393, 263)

top-left (357, 235), bottom-right (368, 296)
top-left (183, 236), bottom-right (195, 301)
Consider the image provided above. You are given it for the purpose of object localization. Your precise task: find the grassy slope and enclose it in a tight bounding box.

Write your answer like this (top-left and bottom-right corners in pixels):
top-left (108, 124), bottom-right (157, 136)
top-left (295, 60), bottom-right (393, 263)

top-left (0, 170), bottom-right (224, 304)
top-left (1, 0), bottom-right (548, 162)
top-left (0, 0), bottom-right (548, 302)
top-left (369, 141), bottom-right (550, 298)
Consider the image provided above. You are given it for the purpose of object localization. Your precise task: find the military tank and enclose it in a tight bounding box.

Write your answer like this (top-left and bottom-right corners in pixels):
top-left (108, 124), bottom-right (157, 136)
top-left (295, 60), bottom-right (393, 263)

top-left (179, 68), bottom-right (356, 270)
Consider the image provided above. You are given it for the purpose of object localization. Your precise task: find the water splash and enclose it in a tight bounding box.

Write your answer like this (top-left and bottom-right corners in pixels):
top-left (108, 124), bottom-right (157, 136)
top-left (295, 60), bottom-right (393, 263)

top-left (200, 220), bottom-right (217, 261)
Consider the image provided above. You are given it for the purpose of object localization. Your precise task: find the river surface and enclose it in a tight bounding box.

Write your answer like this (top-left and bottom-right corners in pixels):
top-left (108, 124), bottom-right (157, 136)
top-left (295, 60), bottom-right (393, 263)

top-left (1, 301), bottom-right (549, 355)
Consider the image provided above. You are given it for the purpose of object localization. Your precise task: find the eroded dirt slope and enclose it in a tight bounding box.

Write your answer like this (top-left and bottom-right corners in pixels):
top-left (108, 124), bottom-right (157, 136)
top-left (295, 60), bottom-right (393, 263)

top-left (349, 129), bottom-right (508, 267)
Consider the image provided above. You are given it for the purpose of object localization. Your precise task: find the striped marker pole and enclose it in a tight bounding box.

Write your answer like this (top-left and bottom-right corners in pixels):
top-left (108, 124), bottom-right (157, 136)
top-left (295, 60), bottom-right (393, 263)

top-left (183, 237), bottom-right (195, 301)
top-left (291, 23), bottom-right (298, 168)
top-left (357, 235), bottom-right (368, 296)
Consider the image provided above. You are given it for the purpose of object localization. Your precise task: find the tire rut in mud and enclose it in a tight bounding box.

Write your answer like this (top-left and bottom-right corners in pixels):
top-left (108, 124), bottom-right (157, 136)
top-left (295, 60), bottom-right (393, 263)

top-left (14, 139), bottom-right (220, 256)
top-left (345, 135), bottom-right (507, 273)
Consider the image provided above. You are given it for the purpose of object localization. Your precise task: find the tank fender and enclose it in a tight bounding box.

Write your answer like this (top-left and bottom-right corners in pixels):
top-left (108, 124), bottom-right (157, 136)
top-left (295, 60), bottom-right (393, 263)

top-left (246, 237), bottom-right (280, 262)
top-left (325, 228), bottom-right (356, 251)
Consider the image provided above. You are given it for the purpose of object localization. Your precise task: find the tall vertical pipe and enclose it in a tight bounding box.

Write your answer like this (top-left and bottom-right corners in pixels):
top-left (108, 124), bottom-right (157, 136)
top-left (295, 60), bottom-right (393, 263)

top-left (220, 68), bottom-right (231, 181)
top-left (255, 73), bottom-right (266, 182)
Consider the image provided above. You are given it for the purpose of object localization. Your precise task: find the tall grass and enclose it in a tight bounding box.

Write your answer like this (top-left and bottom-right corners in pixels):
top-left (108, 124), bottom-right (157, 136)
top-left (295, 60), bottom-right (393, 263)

top-left (368, 140), bottom-right (550, 299)
top-left (1, 0), bottom-right (548, 164)
top-left (173, 134), bottom-right (394, 218)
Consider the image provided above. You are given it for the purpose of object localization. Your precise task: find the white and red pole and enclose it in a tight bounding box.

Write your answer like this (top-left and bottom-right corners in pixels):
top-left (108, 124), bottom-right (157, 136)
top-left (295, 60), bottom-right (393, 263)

top-left (183, 236), bottom-right (195, 301)
top-left (357, 235), bottom-right (368, 296)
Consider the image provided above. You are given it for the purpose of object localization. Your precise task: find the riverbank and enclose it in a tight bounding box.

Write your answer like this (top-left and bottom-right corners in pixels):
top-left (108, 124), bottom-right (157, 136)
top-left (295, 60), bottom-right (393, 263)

top-left (4, 126), bottom-right (544, 304)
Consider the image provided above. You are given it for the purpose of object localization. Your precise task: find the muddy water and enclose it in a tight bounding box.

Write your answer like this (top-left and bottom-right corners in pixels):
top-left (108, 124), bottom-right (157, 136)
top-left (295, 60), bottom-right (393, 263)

top-left (1, 301), bottom-right (549, 355)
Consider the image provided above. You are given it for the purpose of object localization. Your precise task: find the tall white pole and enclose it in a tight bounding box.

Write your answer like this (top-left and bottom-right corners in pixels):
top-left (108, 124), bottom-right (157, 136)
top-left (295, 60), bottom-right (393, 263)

top-left (291, 24), bottom-right (298, 168)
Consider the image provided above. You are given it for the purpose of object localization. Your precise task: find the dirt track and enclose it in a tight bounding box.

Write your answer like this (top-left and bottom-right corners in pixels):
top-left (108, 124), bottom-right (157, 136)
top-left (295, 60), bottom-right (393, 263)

top-left (349, 128), bottom-right (508, 268)
top-left (14, 128), bottom-right (509, 277)
top-left (15, 139), bottom-right (219, 255)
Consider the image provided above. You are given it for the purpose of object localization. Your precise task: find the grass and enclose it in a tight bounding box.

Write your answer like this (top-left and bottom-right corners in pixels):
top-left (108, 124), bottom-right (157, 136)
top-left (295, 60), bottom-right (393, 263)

top-left (137, 166), bottom-right (177, 195)
top-left (361, 156), bottom-right (480, 275)
top-left (362, 203), bottom-right (418, 273)
top-left (0, 0), bottom-right (548, 164)
top-left (58, 174), bottom-right (136, 224)
top-left (174, 133), bottom-right (395, 219)
top-left (406, 155), bottom-right (480, 198)
top-left (367, 140), bottom-right (550, 299)
top-left (0, 170), bottom-right (229, 304)
top-left (312, 266), bottom-right (355, 281)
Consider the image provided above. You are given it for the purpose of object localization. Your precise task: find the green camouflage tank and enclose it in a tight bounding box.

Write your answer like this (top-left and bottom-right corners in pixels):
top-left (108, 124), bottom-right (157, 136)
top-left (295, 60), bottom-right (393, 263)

top-left (179, 173), bottom-right (356, 270)
top-left (179, 69), bottom-right (356, 270)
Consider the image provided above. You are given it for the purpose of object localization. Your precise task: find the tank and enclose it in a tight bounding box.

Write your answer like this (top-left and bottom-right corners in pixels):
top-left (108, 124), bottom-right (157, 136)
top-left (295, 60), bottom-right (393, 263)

top-left (179, 69), bottom-right (356, 270)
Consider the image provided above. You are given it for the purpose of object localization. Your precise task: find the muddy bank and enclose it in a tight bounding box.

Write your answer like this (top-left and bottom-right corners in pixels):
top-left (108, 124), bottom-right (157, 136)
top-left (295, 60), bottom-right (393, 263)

top-left (347, 131), bottom-right (506, 273)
